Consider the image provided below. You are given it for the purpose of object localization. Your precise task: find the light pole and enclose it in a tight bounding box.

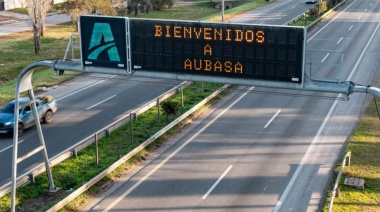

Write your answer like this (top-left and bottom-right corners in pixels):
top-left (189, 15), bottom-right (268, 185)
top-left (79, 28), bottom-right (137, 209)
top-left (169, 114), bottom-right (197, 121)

top-left (222, 0), bottom-right (225, 22)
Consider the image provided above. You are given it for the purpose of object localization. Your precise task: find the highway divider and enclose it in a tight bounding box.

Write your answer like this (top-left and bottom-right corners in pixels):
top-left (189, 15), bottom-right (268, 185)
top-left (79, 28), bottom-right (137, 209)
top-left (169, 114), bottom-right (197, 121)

top-left (286, 0), bottom-right (348, 30)
top-left (0, 81), bottom-right (192, 198)
top-left (46, 84), bottom-right (230, 211)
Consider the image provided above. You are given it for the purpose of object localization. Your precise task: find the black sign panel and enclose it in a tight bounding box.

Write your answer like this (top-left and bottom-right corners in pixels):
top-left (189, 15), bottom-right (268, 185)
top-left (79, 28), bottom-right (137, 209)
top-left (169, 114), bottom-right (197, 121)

top-left (80, 16), bottom-right (127, 69)
top-left (130, 19), bottom-right (305, 83)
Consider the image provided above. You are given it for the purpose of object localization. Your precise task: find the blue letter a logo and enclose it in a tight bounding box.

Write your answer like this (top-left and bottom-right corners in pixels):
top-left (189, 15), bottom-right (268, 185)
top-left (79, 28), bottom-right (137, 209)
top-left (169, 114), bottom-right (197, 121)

top-left (88, 23), bottom-right (121, 61)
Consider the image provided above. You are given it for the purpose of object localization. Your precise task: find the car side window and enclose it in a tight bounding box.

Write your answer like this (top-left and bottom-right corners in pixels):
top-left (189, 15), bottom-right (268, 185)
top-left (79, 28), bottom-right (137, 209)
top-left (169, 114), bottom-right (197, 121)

top-left (23, 105), bottom-right (31, 114)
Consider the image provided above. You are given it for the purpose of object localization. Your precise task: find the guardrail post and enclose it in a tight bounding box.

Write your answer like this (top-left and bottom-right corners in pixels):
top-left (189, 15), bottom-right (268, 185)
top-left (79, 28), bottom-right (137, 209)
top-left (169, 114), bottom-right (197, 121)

top-left (105, 129), bottom-right (111, 137)
top-left (157, 98), bottom-right (161, 124)
top-left (180, 83), bottom-right (184, 108)
top-left (346, 152), bottom-right (351, 166)
top-left (29, 173), bottom-right (35, 183)
top-left (130, 113), bottom-right (134, 144)
top-left (72, 149), bottom-right (78, 158)
top-left (95, 133), bottom-right (99, 167)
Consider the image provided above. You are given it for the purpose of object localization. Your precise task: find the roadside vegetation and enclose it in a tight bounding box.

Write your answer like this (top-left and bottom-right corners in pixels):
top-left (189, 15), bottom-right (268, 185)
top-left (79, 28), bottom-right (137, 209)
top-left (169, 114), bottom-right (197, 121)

top-left (0, 0), bottom-right (267, 211)
top-left (323, 96), bottom-right (380, 211)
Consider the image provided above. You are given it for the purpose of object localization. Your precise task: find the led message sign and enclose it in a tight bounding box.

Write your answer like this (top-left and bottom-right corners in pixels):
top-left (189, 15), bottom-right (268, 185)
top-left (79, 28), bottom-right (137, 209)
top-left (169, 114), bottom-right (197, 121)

top-left (80, 16), bottom-right (127, 69)
top-left (130, 19), bottom-right (306, 83)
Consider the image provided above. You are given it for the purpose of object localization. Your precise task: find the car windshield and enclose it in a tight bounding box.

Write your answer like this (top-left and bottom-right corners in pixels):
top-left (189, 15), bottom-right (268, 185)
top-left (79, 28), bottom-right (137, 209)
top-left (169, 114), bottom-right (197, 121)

top-left (1, 102), bottom-right (15, 114)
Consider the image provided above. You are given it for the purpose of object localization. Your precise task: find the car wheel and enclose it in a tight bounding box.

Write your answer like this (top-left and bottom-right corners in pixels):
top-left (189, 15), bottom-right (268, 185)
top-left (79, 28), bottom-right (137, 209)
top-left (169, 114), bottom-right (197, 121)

top-left (18, 123), bottom-right (24, 136)
top-left (44, 110), bottom-right (53, 123)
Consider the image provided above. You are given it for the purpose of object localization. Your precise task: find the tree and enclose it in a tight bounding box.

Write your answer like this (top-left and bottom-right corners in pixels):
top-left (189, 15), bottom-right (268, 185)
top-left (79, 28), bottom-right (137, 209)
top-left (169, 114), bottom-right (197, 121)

top-left (152, 0), bottom-right (174, 11)
top-left (161, 101), bottom-right (179, 122)
top-left (57, 0), bottom-right (119, 31)
top-left (39, 0), bottom-right (51, 37)
top-left (127, 0), bottom-right (153, 16)
top-left (25, 0), bottom-right (51, 54)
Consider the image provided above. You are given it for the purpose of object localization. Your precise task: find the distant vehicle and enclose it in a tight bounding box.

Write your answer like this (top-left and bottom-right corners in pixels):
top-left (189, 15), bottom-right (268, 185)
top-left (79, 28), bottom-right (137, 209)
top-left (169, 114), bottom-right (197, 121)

top-left (305, 0), bottom-right (317, 3)
top-left (0, 95), bottom-right (57, 136)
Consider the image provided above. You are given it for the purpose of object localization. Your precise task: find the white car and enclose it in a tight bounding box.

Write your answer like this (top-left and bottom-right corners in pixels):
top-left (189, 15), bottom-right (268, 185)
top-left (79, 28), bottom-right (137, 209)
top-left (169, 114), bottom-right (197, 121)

top-left (305, 0), bottom-right (317, 3)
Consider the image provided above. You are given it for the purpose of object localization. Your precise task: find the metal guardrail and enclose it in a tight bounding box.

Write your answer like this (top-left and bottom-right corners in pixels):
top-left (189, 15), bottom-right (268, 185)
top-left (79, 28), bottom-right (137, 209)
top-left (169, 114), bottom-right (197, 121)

top-left (0, 81), bottom-right (192, 198)
top-left (286, 0), bottom-right (348, 30)
top-left (328, 151), bottom-right (351, 212)
top-left (46, 84), bottom-right (230, 212)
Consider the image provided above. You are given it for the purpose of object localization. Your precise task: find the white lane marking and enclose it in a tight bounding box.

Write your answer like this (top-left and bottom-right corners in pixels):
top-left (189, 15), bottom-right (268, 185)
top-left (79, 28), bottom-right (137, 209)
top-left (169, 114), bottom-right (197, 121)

top-left (308, 0), bottom-right (357, 42)
top-left (240, 0), bottom-right (293, 22)
top-left (202, 165), bottom-right (233, 200)
top-left (349, 25), bottom-right (354, 31)
top-left (290, 6), bottom-right (296, 10)
top-left (370, 3), bottom-right (373, 6)
top-left (364, 9), bottom-right (367, 12)
top-left (274, 21), bottom-right (380, 212)
top-left (264, 110), bottom-right (281, 129)
top-left (56, 75), bottom-right (117, 101)
top-left (102, 87), bottom-right (255, 212)
top-left (357, 16), bottom-right (361, 20)
top-left (276, 13), bottom-right (282, 17)
top-left (86, 95), bottom-right (116, 110)
top-left (321, 53), bottom-right (330, 62)
top-left (0, 140), bottom-right (24, 153)
top-left (337, 37), bottom-right (343, 44)
top-left (260, 21), bottom-right (266, 24)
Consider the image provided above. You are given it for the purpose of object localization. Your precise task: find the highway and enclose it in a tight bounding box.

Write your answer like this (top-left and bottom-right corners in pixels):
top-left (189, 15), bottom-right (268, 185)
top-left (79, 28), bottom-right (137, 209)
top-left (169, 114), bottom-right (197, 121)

top-left (0, 0), bottom-right (317, 191)
top-left (83, 0), bottom-right (380, 211)
top-left (0, 75), bottom-right (180, 187)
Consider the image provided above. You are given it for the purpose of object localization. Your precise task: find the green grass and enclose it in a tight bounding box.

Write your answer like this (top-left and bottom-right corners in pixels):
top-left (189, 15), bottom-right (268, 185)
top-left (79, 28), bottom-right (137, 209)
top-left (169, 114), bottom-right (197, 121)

top-left (0, 23), bottom-right (82, 105)
top-left (291, 16), bottom-right (319, 27)
top-left (323, 97), bottom-right (380, 211)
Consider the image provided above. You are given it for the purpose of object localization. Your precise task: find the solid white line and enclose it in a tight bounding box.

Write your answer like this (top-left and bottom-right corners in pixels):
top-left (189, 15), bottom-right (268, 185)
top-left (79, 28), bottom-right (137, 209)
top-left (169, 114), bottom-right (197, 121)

top-left (349, 25), bottom-right (353, 31)
top-left (273, 21), bottom-right (380, 212)
top-left (321, 53), bottom-right (330, 62)
top-left (0, 140), bottom-right (24, 153)
top-left (264, 110), bottom-right (281, 129)
top-left (202, 165), bottom-right (233, 200)
top-left (357, 16), bottom-right (361, 20)
top-left (86, 95), bottom-right (116, 110)
top-left (308, 0), bottom-right (357, 42)
top-left (102, 87), bottom-right (255, 211)
top-left (337, 37), bottom-right (343, 44)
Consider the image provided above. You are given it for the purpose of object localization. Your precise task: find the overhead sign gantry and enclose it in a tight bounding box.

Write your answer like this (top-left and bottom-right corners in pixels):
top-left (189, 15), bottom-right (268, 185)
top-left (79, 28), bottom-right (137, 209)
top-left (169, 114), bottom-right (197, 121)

top-left (79, 15), bottom-right (306, 84)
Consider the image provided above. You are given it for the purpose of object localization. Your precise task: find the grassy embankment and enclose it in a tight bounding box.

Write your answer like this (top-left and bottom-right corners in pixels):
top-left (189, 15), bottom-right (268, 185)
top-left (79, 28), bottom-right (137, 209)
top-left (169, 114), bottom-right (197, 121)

top-left (322, 96), bottom-right (380, 211)
top-left (0, 1), bottom-right (270, 211)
